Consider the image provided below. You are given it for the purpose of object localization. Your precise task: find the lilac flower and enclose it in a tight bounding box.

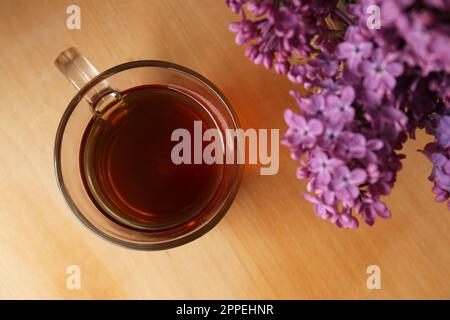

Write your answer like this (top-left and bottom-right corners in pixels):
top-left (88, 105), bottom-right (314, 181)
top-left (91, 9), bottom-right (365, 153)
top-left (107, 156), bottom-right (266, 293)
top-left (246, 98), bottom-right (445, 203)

top-left (337, 40), bottom-right (373, 72)
top-left (336, 132), bottom-right (367, 160)
top-left (365, 139), bottom-right (385, 164)
top-left (283, 110), bottom-right (323, 148)
top-left (436, 116), bottom-right (450, 149)
top-left (332, 166), bottom-right (367, 202)
top-left (429, 152), bottom-right (450, 192)
top-left (362, 49), bottom-right (404, 91)
top-left (326, 86), bottom-right (356, 124)
top-left (229, 18), bottom-right (258, 45)
top-left (425, 148), bottom-right (450, 208)
top-left (269, 6), bottom-right (301, 38)
top-left (226, 0), bottom-right (245, 14)
top-left (292, 91), bottom-right (328, 118)
top-left (308, 52), bottom-right (340, 78)
top-left (303, 194), bottom-right (335, 220)
top-left (432, 185), bottom-right (449, 203)
top-left (357, 199), bottom-right (391, 226)
top-left (309, 150), bottom-right (343, 185)
top-left (366, 163), bottom-right (381, 184)
top-left (320, 122), bottom-right (343, 148)
top-left (287, 65), bottom-right (306, 83)
top-left (274, 56), bottom-right (289, 74)
top-left (333, 210), bottom-right (360, 229)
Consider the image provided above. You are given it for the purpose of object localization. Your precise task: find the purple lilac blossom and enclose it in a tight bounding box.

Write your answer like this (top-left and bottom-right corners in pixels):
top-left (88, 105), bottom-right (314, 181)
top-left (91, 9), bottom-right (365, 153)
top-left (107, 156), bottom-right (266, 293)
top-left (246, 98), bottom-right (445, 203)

top-left (227, 0), bottom-right (450, 227)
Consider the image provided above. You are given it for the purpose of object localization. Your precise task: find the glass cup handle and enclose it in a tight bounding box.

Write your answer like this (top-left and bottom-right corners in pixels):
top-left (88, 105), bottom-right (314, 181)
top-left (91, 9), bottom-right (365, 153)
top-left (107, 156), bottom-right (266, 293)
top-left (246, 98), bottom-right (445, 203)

top-left (55, 47), bottom-right (120, 116)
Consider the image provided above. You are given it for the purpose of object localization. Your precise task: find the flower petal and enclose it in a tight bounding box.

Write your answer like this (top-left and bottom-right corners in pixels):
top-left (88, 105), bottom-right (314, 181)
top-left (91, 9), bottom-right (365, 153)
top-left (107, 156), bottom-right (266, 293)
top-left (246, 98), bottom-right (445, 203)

top-left (350, 169), bottom-right (367, 185)
top-left (326, 95), bottom-right (341, 109)
top-left (308, 119), bottom-right (324, 135)
top-left (364, 73), bottom-right (381, 89)
top-left (367, 139), bottom-right (384, 150)
top-left (341, 86), bottom-right (355, 105)
top-left (382, 73), bottom-right (396, 89)
top-left (347, 184), bottom-right (360, 199)
top-left (386, 62), bottom-right (404, 76)
top-left (337, 42), bottom-right (354, 59)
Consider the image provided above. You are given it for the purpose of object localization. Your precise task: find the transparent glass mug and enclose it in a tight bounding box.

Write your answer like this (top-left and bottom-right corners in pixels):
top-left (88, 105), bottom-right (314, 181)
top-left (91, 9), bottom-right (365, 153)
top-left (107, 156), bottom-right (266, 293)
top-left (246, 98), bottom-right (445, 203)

top-left (54, 47), bottom-right (242, 250)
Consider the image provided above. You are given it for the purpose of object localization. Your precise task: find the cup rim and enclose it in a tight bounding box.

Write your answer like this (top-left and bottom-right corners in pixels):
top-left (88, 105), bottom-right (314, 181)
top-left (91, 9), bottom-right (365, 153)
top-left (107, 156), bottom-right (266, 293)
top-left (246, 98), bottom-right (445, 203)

top-left (54, 59), bottom-right (243, 250)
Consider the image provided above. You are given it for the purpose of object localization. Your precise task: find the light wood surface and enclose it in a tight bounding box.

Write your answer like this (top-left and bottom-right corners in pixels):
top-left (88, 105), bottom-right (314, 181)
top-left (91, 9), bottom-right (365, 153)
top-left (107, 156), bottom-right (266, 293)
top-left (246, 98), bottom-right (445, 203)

top-left (0, 0), bottom-right (449, 299)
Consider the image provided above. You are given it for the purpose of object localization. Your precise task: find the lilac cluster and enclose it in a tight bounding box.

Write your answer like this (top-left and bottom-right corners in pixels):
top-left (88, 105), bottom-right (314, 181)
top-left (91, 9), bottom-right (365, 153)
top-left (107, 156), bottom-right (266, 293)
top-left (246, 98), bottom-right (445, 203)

top-left (227, 0), bottom-right (450, 227)
top-left (425, 115), bottom-right (450, 210)
top-left (226, 0), bottom-right (339, 75)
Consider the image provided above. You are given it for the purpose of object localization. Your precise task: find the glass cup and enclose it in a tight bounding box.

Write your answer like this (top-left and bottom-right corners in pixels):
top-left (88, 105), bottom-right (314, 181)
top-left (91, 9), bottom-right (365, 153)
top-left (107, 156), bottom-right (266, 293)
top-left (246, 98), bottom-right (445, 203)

top-left (54, 47), bottom-right (242, 250)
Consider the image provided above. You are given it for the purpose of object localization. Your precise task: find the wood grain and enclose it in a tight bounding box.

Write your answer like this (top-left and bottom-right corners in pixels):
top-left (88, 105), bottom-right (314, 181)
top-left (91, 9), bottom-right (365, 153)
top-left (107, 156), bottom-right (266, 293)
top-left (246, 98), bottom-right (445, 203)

top-left (0, 0), bottom-right (448, 299)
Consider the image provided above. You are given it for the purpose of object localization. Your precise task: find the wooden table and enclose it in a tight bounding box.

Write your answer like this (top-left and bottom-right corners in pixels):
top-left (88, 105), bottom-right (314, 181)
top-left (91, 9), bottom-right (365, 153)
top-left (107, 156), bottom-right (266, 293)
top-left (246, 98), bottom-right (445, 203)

top-left (0, 0), bottom-right (448, 299)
